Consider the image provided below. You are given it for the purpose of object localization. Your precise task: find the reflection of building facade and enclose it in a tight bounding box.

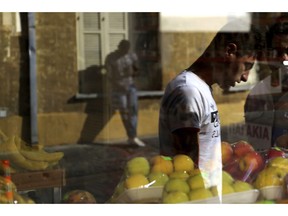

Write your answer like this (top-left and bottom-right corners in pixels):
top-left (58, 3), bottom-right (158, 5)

top-left (0, 12), bottom-right (283, 146)
top-left (0, 12), bottom-right (163, 145)
top-left (78, 12), bottom-right (162, 93)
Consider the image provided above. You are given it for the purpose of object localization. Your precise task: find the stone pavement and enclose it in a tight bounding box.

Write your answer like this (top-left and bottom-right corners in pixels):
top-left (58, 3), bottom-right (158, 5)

top-left (32, 137), bottom-right (160, 203)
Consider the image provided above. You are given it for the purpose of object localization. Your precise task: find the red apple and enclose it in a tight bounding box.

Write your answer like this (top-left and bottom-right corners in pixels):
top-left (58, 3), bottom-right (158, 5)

top-left (223, 157), bottom-right (241, 178)
top-left (221, 141), bottom-right (233, 165)
top-left (239, 151), bottom-right (264, 174)
top-left (232, 140), bottom-right (254, 158)
top-left (266, 147), bottom-right (285, 160)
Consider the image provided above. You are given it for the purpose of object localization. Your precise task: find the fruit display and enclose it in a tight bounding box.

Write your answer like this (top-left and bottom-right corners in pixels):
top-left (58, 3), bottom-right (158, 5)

top-left (162, 168), bottom-right (259, 204)
top-left (109, 138), bottom-right (288, 204)
top-left (0, 130), bottom-right (64, 172)
top-left (253, 157), bottom-right (288, 200)
top-left (222, 140), bottom-right (265, 183)
top-left (109, 153), bottom-right (260, 204)
top-left (108, 154), bottom-right (195, 203)
top-left (222, 140), bottom-right (288, 203)
top-left (0, 176), bottom-right (35, 204)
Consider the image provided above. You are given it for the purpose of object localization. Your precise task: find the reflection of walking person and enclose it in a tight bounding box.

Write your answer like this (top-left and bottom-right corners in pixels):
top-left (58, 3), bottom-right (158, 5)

top-left (105, 39), bottom-right (146, 147)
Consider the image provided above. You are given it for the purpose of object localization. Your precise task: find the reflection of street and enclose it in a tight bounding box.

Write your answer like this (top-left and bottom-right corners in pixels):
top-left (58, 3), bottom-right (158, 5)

top-left (43, 137), bottom-right (160, 203)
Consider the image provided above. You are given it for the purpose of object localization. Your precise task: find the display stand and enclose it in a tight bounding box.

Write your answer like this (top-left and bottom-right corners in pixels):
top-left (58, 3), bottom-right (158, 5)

top-left (11, 168), bottom-right (65, 203)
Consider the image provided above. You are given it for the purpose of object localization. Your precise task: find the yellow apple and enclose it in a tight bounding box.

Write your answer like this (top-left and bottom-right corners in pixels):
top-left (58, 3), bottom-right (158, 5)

top-left (124, 174), bottom-right (149, 189)
top-left (169, 171), bottom-right (190, 180)
top-left (151, 155), bottom-right (172, 165)
top-left (254, 166), bottom-right (286, 189)
top-left (232, 180), bottom-right (253, 192)
top-left (188, 168), bottom-right (201, 176)
top-left (164, 178), bottom-right (190, 194)
top-left (162, 191), bottom-right (189, 204)
top-left (187, 173), bottom-right (206, 190)
top-left (173, 154), bottom-right (194, 172)
top-left (148, 172), bottom-right (169, 186)
top-left (268, 157), bottom-right (288, 172)
top-left (188, 188), bottom-right (214, 201)
top-left (150, 155), bottom-right (174, 175)
top-left (126, 156), bottom-right (150, 176)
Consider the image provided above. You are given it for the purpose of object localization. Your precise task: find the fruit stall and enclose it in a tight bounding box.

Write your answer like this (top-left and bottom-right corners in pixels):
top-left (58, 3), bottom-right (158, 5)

top-left (1, 128), bottom-right (288, 204)
top-left (107, 140), bottom-right (288, 204)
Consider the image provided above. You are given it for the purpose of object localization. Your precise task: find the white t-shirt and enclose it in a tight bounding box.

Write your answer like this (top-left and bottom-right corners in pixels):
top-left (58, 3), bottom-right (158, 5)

top-left (159, 70), bottom-right (222, 188)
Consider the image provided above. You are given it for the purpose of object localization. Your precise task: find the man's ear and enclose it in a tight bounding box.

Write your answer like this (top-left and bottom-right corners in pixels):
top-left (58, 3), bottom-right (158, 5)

top-left (225, 43), bottom-right (238, 56)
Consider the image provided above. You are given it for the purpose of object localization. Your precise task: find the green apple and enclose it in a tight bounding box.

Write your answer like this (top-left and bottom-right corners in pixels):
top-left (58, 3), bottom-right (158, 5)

top-left (222, 182), bottom-right (235, 195)
top-left (169, 171), bottom-right (190, 180)
top-left (164, 178), bottom-right (190, 194)
top-left (126, 157), bottom-right (150, 176)
top-left (187, 174), bottom-right (205, 190)
top-left (148, 172), bottom-right (169, 186)
top-left (222, 170), bottom-right (234, 185)
top-left (232, 180), bottom-right (253, 192)
top-left (188, 188), bottom-right (214, 201)
top-left (162, 191), bottom-right (189, 204)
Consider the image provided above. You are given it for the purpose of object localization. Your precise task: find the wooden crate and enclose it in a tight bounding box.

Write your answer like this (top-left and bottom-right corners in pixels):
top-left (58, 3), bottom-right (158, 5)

top-left (11, 168), bottom-right (65, 191)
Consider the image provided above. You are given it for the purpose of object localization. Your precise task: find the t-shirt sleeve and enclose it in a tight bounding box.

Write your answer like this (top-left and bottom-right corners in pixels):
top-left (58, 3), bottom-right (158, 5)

top-left (167, 86), bottom-right (202, 132)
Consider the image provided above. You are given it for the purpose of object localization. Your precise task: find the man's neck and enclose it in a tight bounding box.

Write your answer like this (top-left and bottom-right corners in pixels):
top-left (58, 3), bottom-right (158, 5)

top-left (188, 61), bottom-right (214, 86)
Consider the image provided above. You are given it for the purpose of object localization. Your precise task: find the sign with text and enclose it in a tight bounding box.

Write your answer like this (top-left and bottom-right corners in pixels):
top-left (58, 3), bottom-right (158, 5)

top-left (227, 122), bottom-right (272, 151)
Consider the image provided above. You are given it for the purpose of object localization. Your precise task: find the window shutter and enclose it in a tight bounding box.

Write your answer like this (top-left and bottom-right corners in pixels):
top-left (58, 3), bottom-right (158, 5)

top-left (77, 12), bottom-right (129, 93)
top-left (82, 13), bottom-right (102, 67)
top-left (78, 12), bottom-right (128, 70)
top-left (107, 13), bottom-right (128, 54)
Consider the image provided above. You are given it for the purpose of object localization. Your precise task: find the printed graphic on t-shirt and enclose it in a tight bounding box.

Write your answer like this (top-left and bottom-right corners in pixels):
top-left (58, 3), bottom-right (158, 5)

top-left (211, 110), bottom-right (220, 138)
top-left (211, 110), bottom-right (219, 127)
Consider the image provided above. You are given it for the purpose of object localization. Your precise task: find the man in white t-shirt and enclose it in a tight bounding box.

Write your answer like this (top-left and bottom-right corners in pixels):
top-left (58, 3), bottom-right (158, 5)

top-left (159, 19), bottom-right (264, 193)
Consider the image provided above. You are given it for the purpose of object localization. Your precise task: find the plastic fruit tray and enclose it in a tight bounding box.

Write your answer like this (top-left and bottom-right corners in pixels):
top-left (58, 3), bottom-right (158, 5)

top-left (114, 187), bottom-right (260, 204)
top-left (114, 186), bottom-right (163, 203)
top-left (259, 186), bottom-right (283, 200)
top-left (186, 189), bottom-right (260, 204)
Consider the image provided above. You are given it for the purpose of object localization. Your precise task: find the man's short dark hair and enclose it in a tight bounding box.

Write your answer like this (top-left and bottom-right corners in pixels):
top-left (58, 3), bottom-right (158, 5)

top-left (209, 19), bottom-right (264, 60)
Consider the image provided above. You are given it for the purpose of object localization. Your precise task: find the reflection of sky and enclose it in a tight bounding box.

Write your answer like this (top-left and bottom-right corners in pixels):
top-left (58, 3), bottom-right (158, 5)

top-left (160, 12), bottom-right (250, 32)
